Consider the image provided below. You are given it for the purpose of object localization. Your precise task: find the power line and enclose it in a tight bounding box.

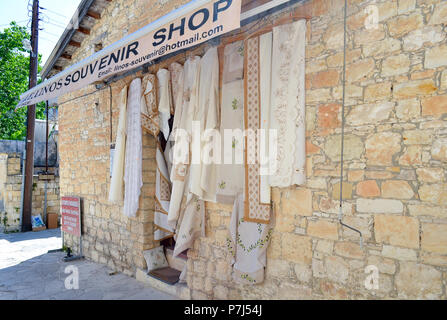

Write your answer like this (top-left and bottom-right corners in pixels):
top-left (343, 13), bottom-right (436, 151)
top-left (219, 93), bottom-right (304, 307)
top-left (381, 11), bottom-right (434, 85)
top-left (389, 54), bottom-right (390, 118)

top-left (39, 6), bottom-right (68, 19)
top-left (40, 30), bottom-right (61, 38)
top-left (40, 13), bottom-right (68, 27)
top-left (39, 36), bottom-right (57, 43)
top-left (0, 20), bottom-right (30, 27)
top-left (41, 20), bottom-right (66, 29)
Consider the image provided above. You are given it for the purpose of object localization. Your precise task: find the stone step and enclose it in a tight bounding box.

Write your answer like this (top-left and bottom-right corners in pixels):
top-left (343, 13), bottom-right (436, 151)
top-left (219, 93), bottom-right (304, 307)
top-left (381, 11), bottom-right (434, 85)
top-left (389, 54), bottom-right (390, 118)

top-left (165, 248), bottom-right (187, 272)
top-left (136, 268), bottom-right (190, 299)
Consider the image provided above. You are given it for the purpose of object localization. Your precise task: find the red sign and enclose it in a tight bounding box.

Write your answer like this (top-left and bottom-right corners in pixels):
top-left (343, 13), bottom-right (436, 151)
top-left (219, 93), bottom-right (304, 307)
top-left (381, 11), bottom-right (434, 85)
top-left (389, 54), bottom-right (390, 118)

top-left (61, 196), bottom-right (81, 237)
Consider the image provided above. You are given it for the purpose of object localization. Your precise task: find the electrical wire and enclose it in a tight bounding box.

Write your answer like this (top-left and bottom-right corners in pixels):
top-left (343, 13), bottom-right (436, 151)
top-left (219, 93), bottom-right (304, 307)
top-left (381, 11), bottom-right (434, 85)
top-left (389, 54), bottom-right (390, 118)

top-left (38, 6), bottom-right (68, 19)
top-left (338, 0), bottom-right (363, 248)
top-left (26, 0), bottom-right (34, 30)
top-left (57, 86), bottom-right (108, 106)
top-left (0, 20), bottom-right (29, 27)
top-left (43, 22), bottom-right (66, 30)
top-left (40, 29), bottom-right (61, 38)
top-left (39, 36), bottom-right (57, 43)
top-left (40, 15), bottom-right (67, 29)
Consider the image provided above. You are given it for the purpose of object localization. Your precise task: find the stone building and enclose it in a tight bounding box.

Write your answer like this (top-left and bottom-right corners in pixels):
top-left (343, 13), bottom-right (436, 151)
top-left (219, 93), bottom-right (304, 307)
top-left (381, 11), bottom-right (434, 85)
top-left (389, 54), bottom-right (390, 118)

top-left (0, 120), bottom-right (60, 232)
top-left (40, 0), bottom-right (447, 299)
top-left (0, 153), bottom-right (60, 233)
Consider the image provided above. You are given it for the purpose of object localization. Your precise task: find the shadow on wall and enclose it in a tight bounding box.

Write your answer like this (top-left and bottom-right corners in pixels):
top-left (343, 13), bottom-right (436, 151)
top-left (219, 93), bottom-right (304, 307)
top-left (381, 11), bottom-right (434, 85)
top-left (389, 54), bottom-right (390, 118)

top-left (0, 121), bottom-right (59, 168)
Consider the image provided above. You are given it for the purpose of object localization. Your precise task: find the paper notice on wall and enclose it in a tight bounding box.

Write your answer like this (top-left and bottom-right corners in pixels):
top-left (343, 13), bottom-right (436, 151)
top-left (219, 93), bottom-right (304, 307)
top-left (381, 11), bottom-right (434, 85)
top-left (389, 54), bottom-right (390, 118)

top-left (17, 0), bottom-right (241, 108)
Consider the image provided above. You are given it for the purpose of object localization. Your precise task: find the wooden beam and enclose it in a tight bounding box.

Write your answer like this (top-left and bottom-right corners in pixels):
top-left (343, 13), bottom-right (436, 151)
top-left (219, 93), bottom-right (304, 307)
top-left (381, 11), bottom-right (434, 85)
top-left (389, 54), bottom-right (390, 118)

top-left (53, 66), bottom-right (63, 71)
top-left (69, 40), bottom-right (81, 48)
top-left (77, 26), bottom-right (91, 35)
top-left (86, 10), bottom-right (101, 20)
top-left (61, 53), bottom-right (72, 60)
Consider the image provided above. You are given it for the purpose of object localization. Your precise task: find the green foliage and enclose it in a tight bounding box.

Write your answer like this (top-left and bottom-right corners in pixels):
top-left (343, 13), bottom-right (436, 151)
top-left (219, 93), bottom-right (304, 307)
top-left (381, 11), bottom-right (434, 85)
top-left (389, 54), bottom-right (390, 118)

top-left (0, 22), bottom-right (45, 141)
top-left (1, 212), bottom-right (9, 228)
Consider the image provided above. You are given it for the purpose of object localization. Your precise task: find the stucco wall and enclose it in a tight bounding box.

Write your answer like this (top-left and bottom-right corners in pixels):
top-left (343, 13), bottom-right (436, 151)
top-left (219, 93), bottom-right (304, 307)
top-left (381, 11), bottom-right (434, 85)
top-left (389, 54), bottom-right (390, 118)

top-left (59, 0), bottom-right (447, 298)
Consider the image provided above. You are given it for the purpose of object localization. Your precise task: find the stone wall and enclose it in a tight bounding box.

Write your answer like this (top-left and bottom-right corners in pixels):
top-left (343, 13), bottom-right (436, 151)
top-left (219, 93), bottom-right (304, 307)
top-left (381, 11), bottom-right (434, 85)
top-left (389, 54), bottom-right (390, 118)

top-left (0, 153), bottom-right (60, 232)
top-left (58, 0), bottom-right (447, 298)
top-left (59, 78), bottom-right (159, 276)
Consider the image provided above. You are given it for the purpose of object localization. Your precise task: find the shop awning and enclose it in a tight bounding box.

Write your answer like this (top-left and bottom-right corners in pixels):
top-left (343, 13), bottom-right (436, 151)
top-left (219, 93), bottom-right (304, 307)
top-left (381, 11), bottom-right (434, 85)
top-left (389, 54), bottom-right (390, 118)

top-left (17, 0), bottom-right (244, 108)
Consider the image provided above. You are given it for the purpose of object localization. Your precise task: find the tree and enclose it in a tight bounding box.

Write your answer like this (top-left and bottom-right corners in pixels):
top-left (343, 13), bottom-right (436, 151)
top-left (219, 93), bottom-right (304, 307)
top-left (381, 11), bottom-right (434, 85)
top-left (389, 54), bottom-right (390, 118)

top-left (0, 22), bottom-right (45, 140)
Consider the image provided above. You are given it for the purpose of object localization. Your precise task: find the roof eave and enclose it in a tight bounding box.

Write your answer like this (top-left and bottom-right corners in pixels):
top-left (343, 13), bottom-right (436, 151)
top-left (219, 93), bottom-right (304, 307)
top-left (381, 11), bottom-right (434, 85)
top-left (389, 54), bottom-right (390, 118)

top-left (41, 0), bottom-right (97, 80)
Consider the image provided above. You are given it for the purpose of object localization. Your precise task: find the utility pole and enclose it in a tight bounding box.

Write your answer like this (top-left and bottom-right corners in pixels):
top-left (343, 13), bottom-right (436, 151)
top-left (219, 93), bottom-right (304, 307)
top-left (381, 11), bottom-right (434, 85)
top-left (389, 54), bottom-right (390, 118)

top-left (21, 0), bottom-right (39, 232)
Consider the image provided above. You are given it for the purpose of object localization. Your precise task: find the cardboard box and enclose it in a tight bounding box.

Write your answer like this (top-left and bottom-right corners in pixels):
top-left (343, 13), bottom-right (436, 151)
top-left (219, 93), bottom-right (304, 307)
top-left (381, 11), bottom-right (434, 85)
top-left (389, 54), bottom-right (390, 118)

top-left (47, 213), bottom-right (58, 229)
top-left (32, 226), bottom-right (47, 232)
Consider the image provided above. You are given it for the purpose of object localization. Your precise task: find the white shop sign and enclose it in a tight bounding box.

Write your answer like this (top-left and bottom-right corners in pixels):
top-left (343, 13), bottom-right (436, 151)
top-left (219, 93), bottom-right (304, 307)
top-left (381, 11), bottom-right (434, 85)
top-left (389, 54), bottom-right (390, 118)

top-left (16, 0), bottom-right (241, 108)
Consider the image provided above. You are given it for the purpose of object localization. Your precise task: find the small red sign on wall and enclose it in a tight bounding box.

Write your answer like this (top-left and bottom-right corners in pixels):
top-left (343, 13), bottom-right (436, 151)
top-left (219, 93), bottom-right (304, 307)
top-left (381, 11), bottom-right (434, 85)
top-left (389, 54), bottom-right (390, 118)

top-left (61, 196), bottom-right (81, 237)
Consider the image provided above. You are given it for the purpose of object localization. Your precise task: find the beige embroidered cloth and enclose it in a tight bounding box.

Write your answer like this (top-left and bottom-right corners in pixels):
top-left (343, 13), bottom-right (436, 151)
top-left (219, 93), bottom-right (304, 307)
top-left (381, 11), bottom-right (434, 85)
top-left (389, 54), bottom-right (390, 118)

top-left (216, 41), bottom-right (245, 204)
top-left (173, 194), bottom-right (205, 257)
top-left (189, 47), bottom-right (219, 202)
top-left (141, 74), bottom-right (160, 137)
top-left (168, 56), bottom-right (201, 230)
top-left (269, 20), bottom-right (306, 188)
top-left (123, 78), bottom-right (143, 217)
top-left (139, 73), bottom-right (175, 240)
top-left (156, 68), bottom-right (173, 140)
top-left (154, 68), bottom-right (177, 241)
top-left (154, 145), bottom-right (174, 241)
top-left (259, 32), bottom-right (273, 205)
top-left (165, 62), bottom-right (184, 187)
top-left (108, 85), bottom-right (128, 203)
top-left (243, 36), bottom-right (271, 224)
top-left (169, 56), bottom-right (207, 257)
top-left (169, 62), bottom-right (184, 128)
top-left (227, 193), bottom-right (273, 285)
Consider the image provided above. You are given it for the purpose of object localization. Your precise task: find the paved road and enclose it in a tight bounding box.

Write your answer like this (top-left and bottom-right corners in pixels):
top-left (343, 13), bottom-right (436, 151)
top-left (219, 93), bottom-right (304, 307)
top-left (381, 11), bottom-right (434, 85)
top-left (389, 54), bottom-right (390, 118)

top-left (0, 229), bottom-right (176, 300)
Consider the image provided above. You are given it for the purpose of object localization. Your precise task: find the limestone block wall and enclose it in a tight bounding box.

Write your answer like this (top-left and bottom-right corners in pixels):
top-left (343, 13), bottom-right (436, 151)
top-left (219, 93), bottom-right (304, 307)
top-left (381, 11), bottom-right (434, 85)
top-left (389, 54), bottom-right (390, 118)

top-left (0, 153), bottom-right (60, 232)
top-left (57, 0), bottom-right (447, 299)
top-left (186, 0), bottom-right (447, 300)
top-left (59, 77), bottom-right (158, 276)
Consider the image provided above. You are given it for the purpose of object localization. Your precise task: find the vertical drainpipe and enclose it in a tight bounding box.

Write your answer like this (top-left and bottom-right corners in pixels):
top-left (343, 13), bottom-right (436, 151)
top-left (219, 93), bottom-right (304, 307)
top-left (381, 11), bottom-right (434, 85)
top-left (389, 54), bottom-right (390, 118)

top-left (43, 100), bottom-right (49, 225)
top-left (19, 147), bottom-right (26, 231)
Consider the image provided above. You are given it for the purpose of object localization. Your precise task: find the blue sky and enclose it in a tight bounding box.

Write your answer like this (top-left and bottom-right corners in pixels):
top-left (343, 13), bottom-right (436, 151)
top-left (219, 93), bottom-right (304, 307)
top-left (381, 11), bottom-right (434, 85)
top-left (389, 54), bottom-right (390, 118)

top-left (0, 0), bottom-right (82, 65)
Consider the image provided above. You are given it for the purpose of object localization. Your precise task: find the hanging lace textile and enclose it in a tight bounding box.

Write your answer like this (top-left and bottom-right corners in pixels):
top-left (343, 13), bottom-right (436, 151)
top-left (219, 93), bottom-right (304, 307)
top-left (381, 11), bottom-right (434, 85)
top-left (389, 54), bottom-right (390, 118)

top-left (167, 56), bottom-right (201, 231)
top-left (215, 41), bottom-right (245, 204)
top-left (108, 85), bottom-right (128, 203)
top-left (144, 71), bottom-right (176, 241)
top-left (154, 144), bottom-right (175, 241)
top-left (173, 48), bottom-right (220, 257)
top-left (269, 20), bottom-right (306, 188)
top-left (227, 193), bottom-right (273, 285)
top-left (138, 74), bottom-right (174, 240)
top-left (166, 62), bottom-right (185, 176)
top-left (259, 32), bottom-right (273, 205)
top-left (171, 55), bottom-right (206, 257)
top-left (173, 194), bottom-right (205, 257)
top-left (243, 35), bottom-right (272, 224)
top-left (156, 68), bottom-right (173, 141)
top-left (123, 78), bottom-right (143, 217)
top-left (140, 74), bottom-right (160, 137)
top-left (189, 47), bottom-right (220, 202)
